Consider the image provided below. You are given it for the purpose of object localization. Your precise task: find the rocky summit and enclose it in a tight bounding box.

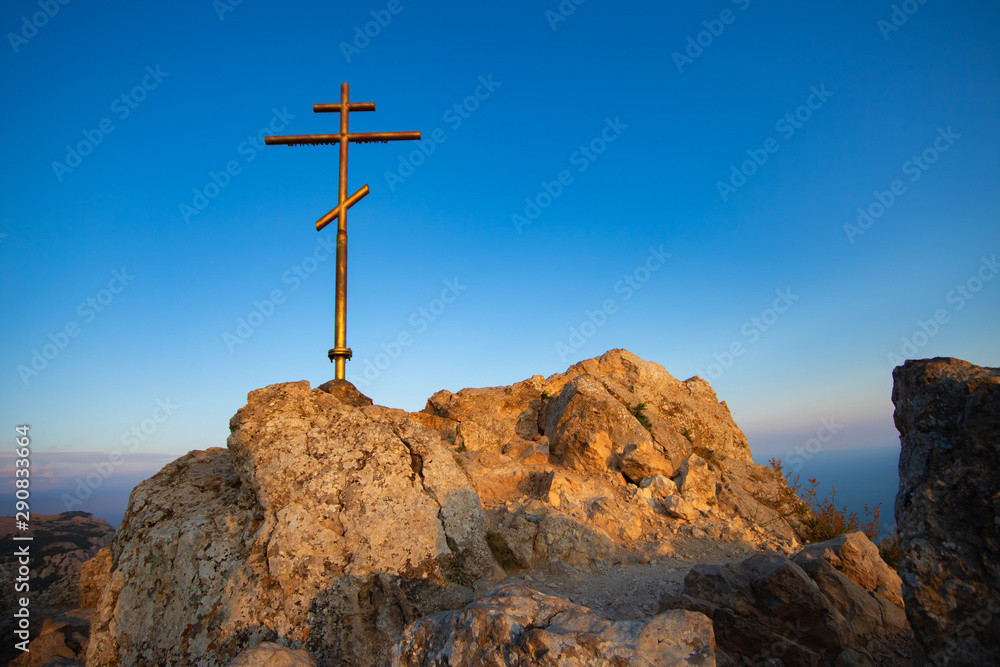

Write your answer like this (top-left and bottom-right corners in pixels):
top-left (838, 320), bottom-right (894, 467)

top-left (893, 357), bottom-right (1000, 666)
top-left (78, 349), bottom-right (915, 665)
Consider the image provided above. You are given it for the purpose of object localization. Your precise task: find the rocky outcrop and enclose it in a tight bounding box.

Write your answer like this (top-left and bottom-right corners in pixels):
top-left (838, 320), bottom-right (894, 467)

top-left (794, 530), bottom-right (903, 608)
top-left (87, 381), bottom-right (501, 667)
top-left (9, 608), bottom-right (93, 666)
top-left (86, 349), bottom-right (836, 666)
top-left (665, 532), bottom-right (911, 665)
top-left (421, 350), bottom-right (805, 549)
top-left (390, 584), bottom-right (717, 666)
top-left (0, 512), bottom-right (114, 666)
top-left (892, 357), bottom-right (1000, 666)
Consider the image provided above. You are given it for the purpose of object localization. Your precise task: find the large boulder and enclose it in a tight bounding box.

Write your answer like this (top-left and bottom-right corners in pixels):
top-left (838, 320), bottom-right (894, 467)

top-left (87, 381), bottom-right (501, 667)
top-left (892, 357), bottom-right (1000, 666)
top-left (794, 530), bottom-right (903, 608)
top-left (423, 375), bottom-right (546, 442)
top-left (541, 373), bottom-right (653, 466)
top-left (676, 453), bottom-right (721, 510)
top-left (667, 549), bottom-right (912, 666)
top-left (390, 583), bottom-right (717, 666)
top-left (553, 349), bottom-right (752, 464)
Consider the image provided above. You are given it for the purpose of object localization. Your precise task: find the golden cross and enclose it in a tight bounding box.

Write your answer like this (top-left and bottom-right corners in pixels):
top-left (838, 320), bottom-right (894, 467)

top-left (265, 83), bottom-right (420, 380)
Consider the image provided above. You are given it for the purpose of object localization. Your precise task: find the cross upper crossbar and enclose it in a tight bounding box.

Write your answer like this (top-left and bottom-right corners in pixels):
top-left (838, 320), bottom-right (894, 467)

top-left (264, 82), bottom-right (420, 380)
top-left (265, 131), bottom-right (421, 146)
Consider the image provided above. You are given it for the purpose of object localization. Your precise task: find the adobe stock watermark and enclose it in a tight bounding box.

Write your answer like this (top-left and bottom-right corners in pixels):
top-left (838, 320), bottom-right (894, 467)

top-left (696, 288), bottom-right (799, 381)
top-left (672, 0), bottom-right (751, 74)
top-left (783, 417), bottom-right (844, 474)
top-left (717, 84), bottom-right (833, 202)
top-left (61, 398), bottom-right (179, 511)
top-left (886, 254), bottom-right (997, 366)
top-left (7, 0), bottom-right (71, 53)
top-left (843, 126), bottom-right (960, 244)
top-left (878, 0), bottom-right (931, 41)
top-left (223, 234), bottom-right (337, 352)
top-left (747, 617), bottom-right (809, 665)
top-left (179, 106), bottom-right (295, 224)
top-left (512, 116), bottom-right (628, 233)
top-left (555, 246), bottom-right (671, 362)
top-left (213, 0), bottom-right (249, 21)
top-left (340, 0), bottom-right (413, 62)
top-left (545, 0), bottom-right (587, 31)
top-left (17, 268), bottom-right (135, 385)
top-left (384, 75), bottom-right (501, 192)
top-left (51, 66), bottom-right (169, 182)
top-left (928, 597), bottom-right (1000, 666)
top-left (350, 278), bottom-right (467, 387)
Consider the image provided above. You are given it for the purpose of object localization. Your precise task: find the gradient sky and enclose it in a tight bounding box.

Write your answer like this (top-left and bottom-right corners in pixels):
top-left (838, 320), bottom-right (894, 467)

top-left (2, 0), bottom-right (998, 514)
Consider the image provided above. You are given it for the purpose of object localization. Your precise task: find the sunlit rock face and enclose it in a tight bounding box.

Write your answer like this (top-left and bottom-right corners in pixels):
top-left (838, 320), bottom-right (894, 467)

top-left (86, 348), bottom-right (912, 666)
top-left (87, 381), bottom-right (498, 667)
top-left (893, 357), bottom-right (1000, 666)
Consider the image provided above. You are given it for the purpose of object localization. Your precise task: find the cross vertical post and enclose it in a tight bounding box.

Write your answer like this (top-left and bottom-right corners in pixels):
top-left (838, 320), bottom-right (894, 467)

top-left (332, 82), bottom-right (351, 380)
top-left (265, 83), bottom-right (420, 380)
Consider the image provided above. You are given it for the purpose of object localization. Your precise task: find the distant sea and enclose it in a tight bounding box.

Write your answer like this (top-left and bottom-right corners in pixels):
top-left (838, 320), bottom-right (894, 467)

top-left (753, 446), bottom-right (901, 540)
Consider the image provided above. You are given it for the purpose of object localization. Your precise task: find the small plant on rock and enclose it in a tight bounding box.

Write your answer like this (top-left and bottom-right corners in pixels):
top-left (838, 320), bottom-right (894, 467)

top-left (628, 403), bottom-right (652, 430)
top-left (693, 446), bottom-right (720, 471)
top-left (877, 527), bottom-right (902, 569)
top-left (442, 554), bottom-right (473, 587)
top-left (768, 458), bottom-right (893, 565)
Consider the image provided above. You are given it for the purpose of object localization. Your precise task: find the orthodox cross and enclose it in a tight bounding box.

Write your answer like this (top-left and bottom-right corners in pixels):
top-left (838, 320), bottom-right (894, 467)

top-left (265, 83), bottom-right (420, 380)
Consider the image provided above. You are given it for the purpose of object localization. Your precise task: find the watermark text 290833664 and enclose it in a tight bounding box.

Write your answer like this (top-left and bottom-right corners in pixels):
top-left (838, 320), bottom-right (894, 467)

top-left (12, 424), bottom-right (33, 654)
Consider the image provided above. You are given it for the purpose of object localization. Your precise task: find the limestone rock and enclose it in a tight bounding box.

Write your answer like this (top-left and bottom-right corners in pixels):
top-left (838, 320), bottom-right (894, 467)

top-left (79, 546), bottom-right (111, 608)
top-left (714, 457), bottom-right (804, 545)
top-left (640, 474), bottom-right (677, 499)
top-left (423, 376), bottom-right (545, 441)
top-left (677, 453), bottom-right (721, 510)
top-left (227, 641), bottom-right (316, 666)
top-left (663, 495), bottom-right (698, 521)
top-left (668, 553), bottom-right (911, 666)
top-left (542, 373), bottom-right (652, 463)
top-left (316, 378), bottom-right (373, 406)
top-left (454, 413), bottom-right (514, 452)
top-left (87, 380), bottom-right (502, 667)
top-left (532, 512), bottom-right (618, 566)
top-left (487, 511), bottom-right (539, 569)
top-left (892, 357), bottom-right (1000, 666)
top-left (390, 583), bottom-right (717, 666)
top-left (620, 441), bottom-right (674, 481)
top-left (563, 430), bottom-right (615, 474)
top-left (586, 496), bottom-right (644, 542)
top-left (794, 531), bottom-right (903, 608)
top-left (82, 349), bottom-right (850, 665)
top-left (553, 349), bottom-right (752, 463)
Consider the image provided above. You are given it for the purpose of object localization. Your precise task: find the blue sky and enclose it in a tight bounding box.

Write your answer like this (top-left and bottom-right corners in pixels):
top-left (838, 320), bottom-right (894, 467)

top-left (2, 1), bottom-right (998, 523)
